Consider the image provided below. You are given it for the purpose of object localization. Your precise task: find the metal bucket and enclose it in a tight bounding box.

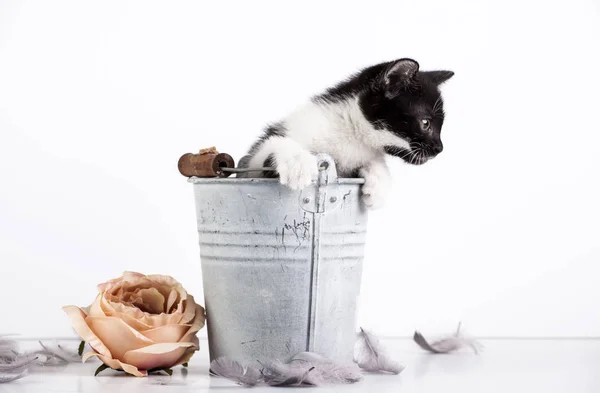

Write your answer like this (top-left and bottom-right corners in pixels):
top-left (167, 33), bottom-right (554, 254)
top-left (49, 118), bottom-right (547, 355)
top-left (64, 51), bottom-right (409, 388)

top-left (188, 153), bottom-right (367, 364)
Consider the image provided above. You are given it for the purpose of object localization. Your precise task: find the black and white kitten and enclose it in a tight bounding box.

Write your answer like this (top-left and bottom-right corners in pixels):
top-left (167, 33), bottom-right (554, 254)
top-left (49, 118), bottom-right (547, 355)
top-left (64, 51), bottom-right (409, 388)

top-left (242, 58), bottom-right (454, 209)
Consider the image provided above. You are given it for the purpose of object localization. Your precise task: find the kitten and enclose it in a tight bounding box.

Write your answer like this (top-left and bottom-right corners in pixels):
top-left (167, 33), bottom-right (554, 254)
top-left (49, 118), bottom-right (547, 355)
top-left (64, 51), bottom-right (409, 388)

top-left (240, 58), bottom-right (454, 209)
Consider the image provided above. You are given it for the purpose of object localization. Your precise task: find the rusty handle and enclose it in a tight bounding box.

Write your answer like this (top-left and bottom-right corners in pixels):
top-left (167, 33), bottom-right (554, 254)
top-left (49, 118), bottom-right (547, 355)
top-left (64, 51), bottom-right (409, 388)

top-left (178, 152), bottom-right (235, 178)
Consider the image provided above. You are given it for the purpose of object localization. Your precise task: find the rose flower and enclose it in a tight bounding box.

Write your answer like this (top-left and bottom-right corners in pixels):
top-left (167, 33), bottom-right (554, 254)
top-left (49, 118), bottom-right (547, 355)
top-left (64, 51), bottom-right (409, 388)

top-left (63, 271), bottom-right (205, 376)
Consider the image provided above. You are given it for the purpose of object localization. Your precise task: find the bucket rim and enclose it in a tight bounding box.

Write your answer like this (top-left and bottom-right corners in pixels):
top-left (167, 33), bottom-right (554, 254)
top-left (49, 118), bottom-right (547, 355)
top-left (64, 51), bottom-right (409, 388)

top-left (187, 177), bottom-right (365, 185)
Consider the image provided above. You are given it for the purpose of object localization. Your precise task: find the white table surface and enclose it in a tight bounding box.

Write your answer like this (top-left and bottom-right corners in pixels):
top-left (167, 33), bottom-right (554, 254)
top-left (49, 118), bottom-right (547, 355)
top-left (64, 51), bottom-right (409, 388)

top-left (2, 338), bottom-right (599, 393)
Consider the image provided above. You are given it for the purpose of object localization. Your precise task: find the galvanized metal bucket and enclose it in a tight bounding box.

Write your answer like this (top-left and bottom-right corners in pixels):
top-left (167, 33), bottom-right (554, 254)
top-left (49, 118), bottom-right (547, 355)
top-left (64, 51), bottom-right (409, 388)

top-left (188, 153), bottom-right (367, 364)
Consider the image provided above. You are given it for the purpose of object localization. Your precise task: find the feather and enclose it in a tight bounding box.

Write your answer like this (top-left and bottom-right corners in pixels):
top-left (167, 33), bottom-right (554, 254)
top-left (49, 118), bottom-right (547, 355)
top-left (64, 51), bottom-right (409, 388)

top-left (354, 328), bottom-right (404, 374)
top-left (0, 338), bottom-right (19, 361)
top-left (0, 337), bottom-right (31, 383)
top-left (413, 323), bottom-right (483, 354)
top-left (0, 356), bottom-right (35, 372)
top-left (35, 341), bottom-right (82, 364)
top-left (260, 359), bottom-right (314, 386)
top-left (0, 338), bottom-right (83, 384)
top-left (209, 357), bottom-right (262, 386)
top-left (0, 371), bottom-right (28, 383)
top-left (289, 352), bottom-right (363, 384)
top-left (210, 352), bottom-right (362, 387)
top-left (261, 352), bottom-right (362, 387)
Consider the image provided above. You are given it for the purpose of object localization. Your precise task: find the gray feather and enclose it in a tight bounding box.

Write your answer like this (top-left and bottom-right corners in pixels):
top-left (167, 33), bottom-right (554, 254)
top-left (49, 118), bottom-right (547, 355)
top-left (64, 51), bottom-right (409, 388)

top-left (260, 359), bottom-right (314, 386)
top-left (0, 338), bottom-right (19, 361)
top-left (209, 357), bottom-right (262, 386)
top-left (0, 370), bottom-right (28, 383)
top-left (210, 352), bottom-right (362, 387)
top-left (354, 328), bottom-right (404, 374)
top-left (0, 356), bottom-right (35, 372)
top-left (34, 341), bottom-right (82, 364)
top-left (1, 337), bottom-right (82, 384)
top-left (0, 337), bottom-right (31, 383)
top-left (288, 352), bottom-right (362, 385)
top-left (413, 323), bottom-right (482, 354)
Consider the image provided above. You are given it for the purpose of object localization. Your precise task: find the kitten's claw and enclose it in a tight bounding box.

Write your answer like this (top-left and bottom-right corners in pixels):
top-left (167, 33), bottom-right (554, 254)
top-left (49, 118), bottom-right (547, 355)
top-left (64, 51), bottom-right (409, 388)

top-left (276, 151), bottom-right (318, 190)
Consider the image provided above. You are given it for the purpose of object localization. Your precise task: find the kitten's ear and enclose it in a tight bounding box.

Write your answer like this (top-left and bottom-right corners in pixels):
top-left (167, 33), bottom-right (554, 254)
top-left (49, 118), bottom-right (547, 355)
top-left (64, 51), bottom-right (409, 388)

top-left (383, 58), bottom-right (419, 97)
top-left (423, 70), bottom-right (455, 85)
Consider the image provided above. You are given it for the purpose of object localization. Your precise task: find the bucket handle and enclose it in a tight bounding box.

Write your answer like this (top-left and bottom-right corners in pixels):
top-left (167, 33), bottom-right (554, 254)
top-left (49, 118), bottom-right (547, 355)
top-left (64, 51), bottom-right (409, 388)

top-left (299, 153), bottom-right (340, 214)
top-left (222, 153), bottom-right (338, 180)
top-left (313, 153), bottom-right (338, 185)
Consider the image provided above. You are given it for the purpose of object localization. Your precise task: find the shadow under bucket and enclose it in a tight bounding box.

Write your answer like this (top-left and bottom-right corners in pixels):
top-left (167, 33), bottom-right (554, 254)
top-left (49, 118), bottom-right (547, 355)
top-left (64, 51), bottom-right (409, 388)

top-left (188, 153), bottom-right (368, 364)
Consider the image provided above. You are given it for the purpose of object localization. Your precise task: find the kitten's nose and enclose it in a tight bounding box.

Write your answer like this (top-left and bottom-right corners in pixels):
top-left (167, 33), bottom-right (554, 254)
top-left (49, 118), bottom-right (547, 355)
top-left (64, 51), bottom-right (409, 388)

top-left (432, 142), bottom-right (443, 155)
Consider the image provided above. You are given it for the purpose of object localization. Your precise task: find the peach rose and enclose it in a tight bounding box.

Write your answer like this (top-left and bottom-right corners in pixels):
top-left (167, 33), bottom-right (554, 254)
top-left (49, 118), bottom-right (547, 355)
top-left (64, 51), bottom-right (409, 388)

top-left (63, 271), bottom-right (205, 376)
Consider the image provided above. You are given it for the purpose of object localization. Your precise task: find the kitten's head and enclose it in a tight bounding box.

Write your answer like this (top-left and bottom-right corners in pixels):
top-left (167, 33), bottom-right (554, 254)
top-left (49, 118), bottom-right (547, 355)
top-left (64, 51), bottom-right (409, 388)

top-left (361, 59), bottom-right (454, 165)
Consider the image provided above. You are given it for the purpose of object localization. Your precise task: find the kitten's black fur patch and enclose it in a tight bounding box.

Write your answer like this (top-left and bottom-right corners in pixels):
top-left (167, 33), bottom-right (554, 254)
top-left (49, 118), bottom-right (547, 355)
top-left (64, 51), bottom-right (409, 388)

top-left (249, 122), bottom-right (287, 155)
top-left (262, 154), bottom-right (278, 178)
top-left (316, 59), bottom-right (453, 164)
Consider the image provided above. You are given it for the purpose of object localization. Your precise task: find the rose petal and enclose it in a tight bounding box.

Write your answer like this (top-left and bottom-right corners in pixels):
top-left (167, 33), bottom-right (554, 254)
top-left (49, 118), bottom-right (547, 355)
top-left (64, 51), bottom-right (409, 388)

top-left (179, 295), bottom-right (198, 324)
top-left (130, 298), bottom-right (153, 314)
top-left (173, 347), bottom-right (197, 366)
top-left (109, 300), bottom-right (181, 328)
top-left (99, 295), bottom-right (153, 331)
top-left (83, 352), bottom-right (147, 377)
top-left (189, 334), bottom-right (200, 350)
top-left (97, 271), bottom-right (145, 293)
top-left (104, 273), bottom-right (189, 320)
top-left (87, 294), bottom-right (106, 317)
top-left (122, 271), bottom-right (146, 279)
top-left (137, 288), bottom-right (165, 314)
top-left (107, 297), bottom-right (153, 321)
top-left (114, 360), bottom-right (147, 377)
top-left (166, 289), bottom-right (178, 313)
top-left (145, 274), bottom-right (182, 289)
top-left (85, 316), bottom-right (154, 359)
top-left (120, 278), bottom-right (154, 293)
top-left (149, 283), bottom-right (178, 303)
top-left (107, 277), bottom-right (157, 298)
top-left (146, 275), bottom-right (187, 308)
top-left (174, 288), bottom-right (188, 314)
top-left (117, 313), bottom-right (155, 332)
top-left (122, 342), bottom-right (196, 370)
top-left (181, 304), bottom-right (206, 342)
top-left (62, 306), bottom-right (112, 358)
top-left (82, 351), bottom-right (99, 363)
top-left (141, 324), bottom-right (191, 343)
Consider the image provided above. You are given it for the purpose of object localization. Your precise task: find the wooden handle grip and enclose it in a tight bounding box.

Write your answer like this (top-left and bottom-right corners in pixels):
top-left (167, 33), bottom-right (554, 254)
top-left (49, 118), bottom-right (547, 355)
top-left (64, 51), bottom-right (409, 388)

top-left (178, 152), bottom-right (235, 177)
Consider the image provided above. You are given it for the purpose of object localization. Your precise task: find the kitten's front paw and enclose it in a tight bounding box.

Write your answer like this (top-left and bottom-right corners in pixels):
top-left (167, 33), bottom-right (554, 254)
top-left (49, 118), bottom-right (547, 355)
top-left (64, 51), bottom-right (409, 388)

top-left (361, 184), bottom-right (388, 210)
top-left (276, 151), bottom-right (318, 190)
top-left (360, 169), bottom-right (391, 210)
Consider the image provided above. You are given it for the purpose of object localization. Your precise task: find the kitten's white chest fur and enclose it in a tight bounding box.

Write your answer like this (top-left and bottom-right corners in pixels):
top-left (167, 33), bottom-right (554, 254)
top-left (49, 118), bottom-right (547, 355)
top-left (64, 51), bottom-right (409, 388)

top-left (284, 97), bottom-right (383, 174)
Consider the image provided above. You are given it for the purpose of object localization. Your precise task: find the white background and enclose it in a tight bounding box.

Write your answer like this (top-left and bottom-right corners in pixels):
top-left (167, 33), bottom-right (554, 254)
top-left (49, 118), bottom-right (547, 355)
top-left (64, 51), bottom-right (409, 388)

top-left (0, 0), bottom-right (598, 339)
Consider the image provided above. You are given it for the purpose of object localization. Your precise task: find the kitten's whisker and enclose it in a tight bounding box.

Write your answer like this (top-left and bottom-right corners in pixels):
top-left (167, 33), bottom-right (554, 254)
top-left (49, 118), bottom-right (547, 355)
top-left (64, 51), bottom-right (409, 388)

top-left (418, 149), bottom-right (426, 164)
top-left (400, 150), bottom-right (412, 160)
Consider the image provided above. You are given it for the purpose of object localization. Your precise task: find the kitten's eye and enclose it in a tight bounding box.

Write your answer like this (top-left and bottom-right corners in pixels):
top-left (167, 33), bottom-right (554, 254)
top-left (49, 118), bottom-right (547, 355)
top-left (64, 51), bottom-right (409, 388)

top-left (420, 119), bottom-right (431, 130)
